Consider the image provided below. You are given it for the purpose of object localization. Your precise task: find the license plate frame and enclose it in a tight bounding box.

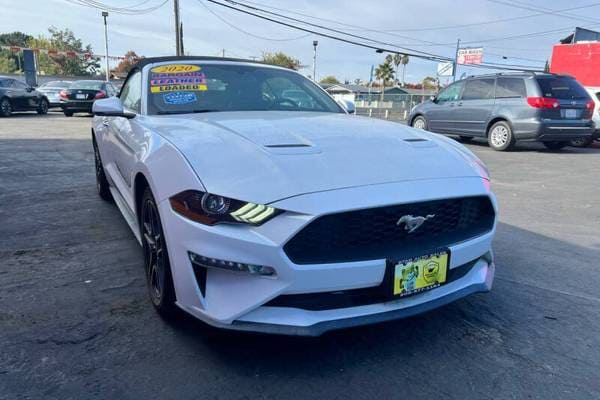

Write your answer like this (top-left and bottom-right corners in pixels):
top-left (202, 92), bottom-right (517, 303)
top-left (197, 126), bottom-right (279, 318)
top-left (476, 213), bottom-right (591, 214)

top-left (389, 250), bottom-right (450, 298)
top-left (565, 109), bottom-right (577, 119)
top-left (75, 94), bottom-right (87, 100)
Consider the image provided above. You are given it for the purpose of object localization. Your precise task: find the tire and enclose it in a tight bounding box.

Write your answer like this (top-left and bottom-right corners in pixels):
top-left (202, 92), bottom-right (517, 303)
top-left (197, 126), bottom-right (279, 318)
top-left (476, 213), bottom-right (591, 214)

top-left (93, 138), bottom-right (112, 202)
top-left (411, 115), bottom-right (427, 130)
top-left (543, 141), bottom-right (567, 150)
top-left (37, 98), bottom-right (49, 115)
top-left (64, 110), bottom-right (73, 117)
top-left (0, 98), bottom-right (12, 117)
top-left (487, 121), bottom-right (515, 151)
top-left (140, 187), bottom-right (177, 318)
top-left (569, 137), bottom-right (593, 148)
top-left (459, 135), bottom-right (473, 142)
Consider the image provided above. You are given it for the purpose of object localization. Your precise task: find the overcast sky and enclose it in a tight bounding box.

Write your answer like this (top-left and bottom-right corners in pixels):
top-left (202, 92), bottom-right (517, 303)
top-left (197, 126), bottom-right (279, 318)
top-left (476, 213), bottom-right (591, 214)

top-left (0, 0), bottom-right (596, 83)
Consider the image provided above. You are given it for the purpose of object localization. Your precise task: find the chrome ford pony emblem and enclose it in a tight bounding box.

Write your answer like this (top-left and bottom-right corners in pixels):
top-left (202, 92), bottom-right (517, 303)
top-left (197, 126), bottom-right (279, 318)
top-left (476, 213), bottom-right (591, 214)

top-left (396, 214), bottom-right (436, 233)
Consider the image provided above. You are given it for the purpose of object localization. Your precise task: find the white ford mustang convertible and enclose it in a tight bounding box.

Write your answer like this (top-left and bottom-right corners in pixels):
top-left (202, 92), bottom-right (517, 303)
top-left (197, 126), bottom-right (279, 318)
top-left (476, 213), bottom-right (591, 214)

top-left (91, 56), bottom-right (497, 336)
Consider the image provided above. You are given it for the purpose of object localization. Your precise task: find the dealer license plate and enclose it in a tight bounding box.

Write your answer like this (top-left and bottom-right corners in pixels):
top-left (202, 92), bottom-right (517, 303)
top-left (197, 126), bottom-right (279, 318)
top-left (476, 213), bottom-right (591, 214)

top-left (76, 94), bottom-right (86, 100)
top-left (392, 251), bottom-right (449, 297)
top-left (565, 109), bottom-right (577, 119)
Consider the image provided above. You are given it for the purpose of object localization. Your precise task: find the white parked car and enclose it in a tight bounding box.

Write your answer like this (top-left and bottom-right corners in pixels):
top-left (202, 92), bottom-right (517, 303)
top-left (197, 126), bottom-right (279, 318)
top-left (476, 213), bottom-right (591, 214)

top-left (92, 57), bottom-right (497, 336)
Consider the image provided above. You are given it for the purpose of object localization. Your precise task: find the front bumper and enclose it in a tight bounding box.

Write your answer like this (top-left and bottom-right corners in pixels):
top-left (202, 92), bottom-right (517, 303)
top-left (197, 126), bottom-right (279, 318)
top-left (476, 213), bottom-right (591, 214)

top-left (159, 177), bottom-right (497, 336)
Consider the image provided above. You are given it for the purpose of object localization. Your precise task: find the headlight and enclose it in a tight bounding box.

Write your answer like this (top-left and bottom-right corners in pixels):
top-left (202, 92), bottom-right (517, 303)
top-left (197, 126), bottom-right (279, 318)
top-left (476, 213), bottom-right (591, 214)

top-left (169, 190), bottom-right (282, 226)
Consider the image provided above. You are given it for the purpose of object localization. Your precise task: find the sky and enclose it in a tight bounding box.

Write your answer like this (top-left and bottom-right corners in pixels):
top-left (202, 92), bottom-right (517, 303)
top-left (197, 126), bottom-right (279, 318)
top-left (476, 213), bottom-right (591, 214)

top-left (0, 0), bottom-right (597, 83)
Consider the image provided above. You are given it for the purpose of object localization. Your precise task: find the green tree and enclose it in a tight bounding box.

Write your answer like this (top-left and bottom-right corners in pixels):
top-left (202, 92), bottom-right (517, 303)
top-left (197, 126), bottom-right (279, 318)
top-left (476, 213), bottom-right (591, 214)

top-left (400, 54), bottom-right (409, 87)
top-left (422, 76), bottom-right (438, 90)
top-left (261, 52), bottom-right (301, 70)
top-left (0, 56), bottom-right (17, 74)
top-left (28, 27), bottom-right (100, 76)
top-left (0, 32), bottom-right (33, 73)
top-left (544, 59), bottom-right (550, 72)
top-left (319, 75), bottom-right (340, 84)
top-left (375, 58), bottom-right (394, 100)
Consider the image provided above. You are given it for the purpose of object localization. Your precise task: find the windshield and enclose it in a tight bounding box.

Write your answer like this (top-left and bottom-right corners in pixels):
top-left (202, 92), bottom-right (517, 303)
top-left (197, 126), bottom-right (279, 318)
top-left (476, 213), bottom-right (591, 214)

top-left (146, 63), bottom-right (343, 115)
top-left (70, 80), bottom-right (104, 90)
top-left (41, 81), bottom-right (71, 88)
top-left (536, 77), bottom-right (589, 100)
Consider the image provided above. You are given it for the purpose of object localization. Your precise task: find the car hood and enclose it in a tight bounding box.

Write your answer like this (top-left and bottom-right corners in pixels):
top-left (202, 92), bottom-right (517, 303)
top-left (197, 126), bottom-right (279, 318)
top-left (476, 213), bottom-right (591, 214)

top-left (150, 111), bottom-right (483, 204)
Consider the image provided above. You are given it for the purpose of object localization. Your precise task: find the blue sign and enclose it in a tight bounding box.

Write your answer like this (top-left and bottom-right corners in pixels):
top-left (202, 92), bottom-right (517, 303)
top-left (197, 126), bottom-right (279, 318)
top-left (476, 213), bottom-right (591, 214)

top-left (163, 91), bottom-right (197, 105)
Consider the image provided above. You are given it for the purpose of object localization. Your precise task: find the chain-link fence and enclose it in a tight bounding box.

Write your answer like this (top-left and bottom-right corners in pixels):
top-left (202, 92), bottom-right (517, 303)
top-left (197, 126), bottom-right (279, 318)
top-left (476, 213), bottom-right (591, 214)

top-left (355, 93), bottom-right (433, 122)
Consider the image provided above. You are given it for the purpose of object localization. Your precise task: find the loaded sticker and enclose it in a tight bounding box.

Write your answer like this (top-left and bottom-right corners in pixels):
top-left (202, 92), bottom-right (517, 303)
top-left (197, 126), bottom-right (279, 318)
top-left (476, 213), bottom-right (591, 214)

top-left (163, 92), bottom-right (197, 105)
top-left (150, 64), bottom-right (207, 93)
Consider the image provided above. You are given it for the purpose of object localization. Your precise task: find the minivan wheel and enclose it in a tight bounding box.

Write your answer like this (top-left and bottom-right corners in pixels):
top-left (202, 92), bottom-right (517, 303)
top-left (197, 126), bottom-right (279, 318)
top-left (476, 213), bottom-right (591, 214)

top-left (569, 137), bottom-right (593, 148)
top-left (412, 116), bottom-right (427, 130)
top-left (543, 141), bottom-right (567, 150)
top-left (488, 121), bottom-right (515, 151)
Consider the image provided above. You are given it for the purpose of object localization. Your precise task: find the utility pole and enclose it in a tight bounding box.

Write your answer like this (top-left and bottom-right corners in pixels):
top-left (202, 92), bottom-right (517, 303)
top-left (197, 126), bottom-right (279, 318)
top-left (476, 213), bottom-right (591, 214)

top-left (222, 49), bottom-right (225, 58)
top-left (452, 38), bottom-right (461, 82)
top-left (312, 40), bottom-right (318, 81)
top-left (102, 11), bottom-right (109, 82)
top-left (174, 0), bottom-right (181, 56)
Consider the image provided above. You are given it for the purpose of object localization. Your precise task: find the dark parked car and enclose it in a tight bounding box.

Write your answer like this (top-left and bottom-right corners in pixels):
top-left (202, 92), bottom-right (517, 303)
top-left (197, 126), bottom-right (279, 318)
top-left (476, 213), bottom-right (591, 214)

top-left (0, 76), bottom-right (49, 117)
top-left (408, 72), bottom-right (595, 151)
top-left (60, 80), bottom-right (118, 116)
top-left (37, 80), bottom-right (72, 108)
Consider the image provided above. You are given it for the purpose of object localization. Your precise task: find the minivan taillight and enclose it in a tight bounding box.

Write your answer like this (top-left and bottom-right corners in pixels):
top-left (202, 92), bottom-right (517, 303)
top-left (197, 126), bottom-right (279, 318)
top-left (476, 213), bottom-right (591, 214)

top-left (527, 97), bottom-right (559, 109)
top-left (94, 90), bottom-right (107, 99)
top-left (59, 90), bottom-right (68, 100)
top-left (584, 100), bottom-right (595, 119)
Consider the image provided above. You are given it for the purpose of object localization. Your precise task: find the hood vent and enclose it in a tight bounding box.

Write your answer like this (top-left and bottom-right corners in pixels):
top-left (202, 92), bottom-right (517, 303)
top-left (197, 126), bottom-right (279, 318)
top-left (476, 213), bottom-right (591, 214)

top-left (403, 138), bottom-right (429, 142)
top-left (264, 143), bottom-right (312, 148)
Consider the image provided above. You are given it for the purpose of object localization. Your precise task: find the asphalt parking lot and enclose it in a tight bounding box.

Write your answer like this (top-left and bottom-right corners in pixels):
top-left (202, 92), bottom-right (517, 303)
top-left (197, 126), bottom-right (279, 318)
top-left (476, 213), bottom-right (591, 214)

top-left (1, 111), bottom-right (599, 400)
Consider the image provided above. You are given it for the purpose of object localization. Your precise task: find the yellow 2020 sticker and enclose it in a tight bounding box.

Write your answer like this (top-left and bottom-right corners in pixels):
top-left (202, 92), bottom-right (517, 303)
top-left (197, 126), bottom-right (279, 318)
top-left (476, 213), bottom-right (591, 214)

top-left (151, 64), bottom-right (201, 73)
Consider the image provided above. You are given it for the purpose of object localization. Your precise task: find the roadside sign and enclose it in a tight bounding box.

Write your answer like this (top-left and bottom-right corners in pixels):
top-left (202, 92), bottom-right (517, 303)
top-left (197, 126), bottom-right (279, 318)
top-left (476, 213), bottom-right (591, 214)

top-left (457, 48), bottom-right (484, 65)
top-left (437, 62), bottom-right (454, 76)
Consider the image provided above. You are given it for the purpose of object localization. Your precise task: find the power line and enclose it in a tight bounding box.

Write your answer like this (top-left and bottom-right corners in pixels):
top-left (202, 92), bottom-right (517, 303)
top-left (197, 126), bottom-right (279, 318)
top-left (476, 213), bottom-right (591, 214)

top-left (199, 1), bottom-right (311, 41)
top-left (204, 0), bottom-right (543, 71)
top-left (64, 0), bottom-right (169, 14)
top-left (210, 0), bottom-right (450, 59)
top-left (202, 0), bottom-right (452, 62)
top-left (486, 0), bottom-right (600, 25)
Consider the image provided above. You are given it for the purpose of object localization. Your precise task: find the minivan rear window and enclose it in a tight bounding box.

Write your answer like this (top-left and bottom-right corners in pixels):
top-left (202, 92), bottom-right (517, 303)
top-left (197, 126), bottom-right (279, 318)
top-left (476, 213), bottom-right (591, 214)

top-left (496, 78), bottom-right (526, 98)
top-left (536, 77), bottom-right (589, 99)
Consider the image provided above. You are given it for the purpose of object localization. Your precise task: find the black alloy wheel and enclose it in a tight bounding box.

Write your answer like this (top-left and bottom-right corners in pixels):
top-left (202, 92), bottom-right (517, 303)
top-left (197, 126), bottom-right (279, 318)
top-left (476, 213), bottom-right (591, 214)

top-left (0, 98), bottom-right (12, 117)
top-left (37, 98), bottom-right (49, 115)
top-left (141, 188), bottom-right (177, 317)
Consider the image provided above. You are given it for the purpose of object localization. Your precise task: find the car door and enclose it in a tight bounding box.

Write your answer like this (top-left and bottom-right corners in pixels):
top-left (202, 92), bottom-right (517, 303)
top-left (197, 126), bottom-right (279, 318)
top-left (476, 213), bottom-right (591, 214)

top-left (425, 80), bottom-right (465, 133)
top-left (7, 79), bottom-right (27, 110)
top-left (103, 70), bottom-right (143, 210)
top-left (452, 78), bottom-right (496, 135)
top-left (12, 80), bottom-right (38, 109)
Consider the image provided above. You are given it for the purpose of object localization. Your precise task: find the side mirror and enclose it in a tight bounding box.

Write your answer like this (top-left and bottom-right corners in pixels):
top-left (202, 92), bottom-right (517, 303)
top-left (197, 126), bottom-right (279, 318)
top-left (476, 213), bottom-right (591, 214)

top-left (339, 99), bottom-right (355, 114)
top-left (430, 95), bottom-right (437, 103)
top-left (26, 87), bottom-right (35, 92)
top-left (92, 97), bottom-right (135, 119)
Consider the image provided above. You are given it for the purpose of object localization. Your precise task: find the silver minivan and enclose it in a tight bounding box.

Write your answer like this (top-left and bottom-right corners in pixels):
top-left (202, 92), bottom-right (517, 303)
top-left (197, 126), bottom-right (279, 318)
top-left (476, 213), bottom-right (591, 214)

top-left (408, 72), bottom-right (596, 151)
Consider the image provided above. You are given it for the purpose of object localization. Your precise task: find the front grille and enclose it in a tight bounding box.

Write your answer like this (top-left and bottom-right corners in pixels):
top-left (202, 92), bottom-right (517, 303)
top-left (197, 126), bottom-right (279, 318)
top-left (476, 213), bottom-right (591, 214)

top-left (283, 196), bottom-right (495, 264)
top-left (265, 258), bottom-right (479, 311)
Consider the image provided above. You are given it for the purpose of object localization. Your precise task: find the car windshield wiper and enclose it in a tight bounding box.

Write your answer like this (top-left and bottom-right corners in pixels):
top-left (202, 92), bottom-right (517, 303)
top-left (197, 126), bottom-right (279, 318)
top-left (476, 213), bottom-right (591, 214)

top-left (156, 109), bottom-right (221, 115)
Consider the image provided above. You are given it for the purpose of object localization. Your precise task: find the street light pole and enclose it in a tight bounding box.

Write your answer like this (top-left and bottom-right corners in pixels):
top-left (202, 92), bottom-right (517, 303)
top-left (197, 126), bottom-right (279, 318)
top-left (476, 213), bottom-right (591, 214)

top-left (452, 38), bottom-right (460, 83)
top-left (174, 0), bottom-right (181, 56)
top-left (312, 40), bottom-right (318, 81)
top-left (102, 11), bottom-right (109, 82)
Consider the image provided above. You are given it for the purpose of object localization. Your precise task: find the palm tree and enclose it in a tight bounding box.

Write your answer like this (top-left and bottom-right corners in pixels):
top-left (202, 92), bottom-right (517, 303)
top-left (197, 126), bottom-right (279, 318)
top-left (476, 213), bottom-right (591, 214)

top-left (391, 54), bottom-right (403, 84)
top-left (400, 54), bottom-right (409, 87)
top-left (375, 60), bottom-right (394, 101)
